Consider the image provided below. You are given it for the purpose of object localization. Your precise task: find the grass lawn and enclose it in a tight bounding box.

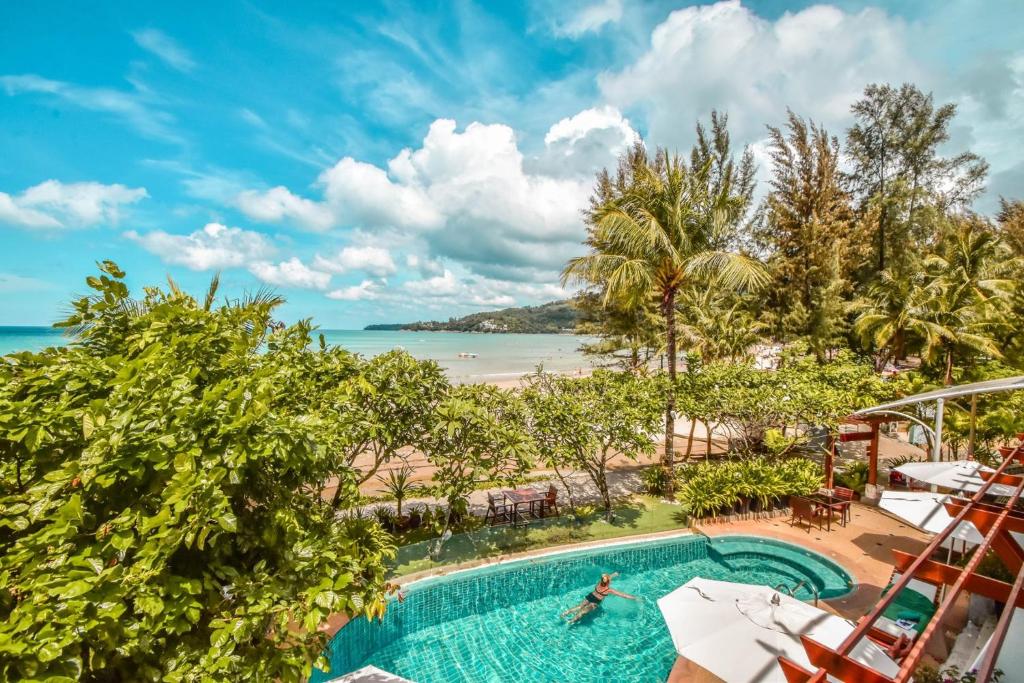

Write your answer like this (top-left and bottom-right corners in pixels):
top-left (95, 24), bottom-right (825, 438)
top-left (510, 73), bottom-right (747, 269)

top-left (390, 495), bottom-right (689, 577)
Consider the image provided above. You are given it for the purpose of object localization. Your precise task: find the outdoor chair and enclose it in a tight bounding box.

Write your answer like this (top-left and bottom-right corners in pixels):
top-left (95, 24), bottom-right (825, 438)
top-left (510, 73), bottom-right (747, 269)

top-left (484, 493), bottom-right (513, 526)
top-left (541, 484), bottom-right (559, 517)
top-left (832, 486), bottom-right (854, 524)
top-left (789, 496), bottom-right (823, 532)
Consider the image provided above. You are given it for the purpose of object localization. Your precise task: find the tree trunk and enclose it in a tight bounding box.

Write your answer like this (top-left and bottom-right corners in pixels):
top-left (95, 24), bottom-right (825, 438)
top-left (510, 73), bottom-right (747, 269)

top-left (553, 465), bottom-right (578, 513)
top-left (663, 288), bottom-right (677, 491)
top-left (684, 417), bottom-right (697, 460)
top-left (596, 459), bottom-right (613, 521)
top-left (944, 347), bottom-right (954, 385)
top-left (705, 421), bottom-right (714, 459)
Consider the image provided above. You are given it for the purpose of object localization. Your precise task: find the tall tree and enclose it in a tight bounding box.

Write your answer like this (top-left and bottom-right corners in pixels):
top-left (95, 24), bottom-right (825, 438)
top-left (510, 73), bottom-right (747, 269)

top-left (850, 269), bottom-right (937, 370)
top-left (757, 111), bottom-right (856, 358)
top-left (563, 120), bottom-right (766, 490)
top-left (846, 83), bottom-right (988, 277)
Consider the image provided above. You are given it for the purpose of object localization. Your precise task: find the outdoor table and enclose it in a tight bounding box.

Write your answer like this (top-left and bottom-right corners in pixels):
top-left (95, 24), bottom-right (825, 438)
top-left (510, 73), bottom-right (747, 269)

top-left (502, 488), bottom-right (547, 527)
top-left (809, 493), bottom-right (847, 531)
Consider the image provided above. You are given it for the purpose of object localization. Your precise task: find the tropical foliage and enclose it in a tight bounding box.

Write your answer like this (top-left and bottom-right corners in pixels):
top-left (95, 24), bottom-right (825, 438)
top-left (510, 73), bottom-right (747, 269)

top-left (0, 263), bottom-right (396, 682)
top-left (523, 370), bottom-right (663, 518)
top-left (564, 119), bottom-right (768, 489)
top-left (677, 458), bottom-right (823, 518)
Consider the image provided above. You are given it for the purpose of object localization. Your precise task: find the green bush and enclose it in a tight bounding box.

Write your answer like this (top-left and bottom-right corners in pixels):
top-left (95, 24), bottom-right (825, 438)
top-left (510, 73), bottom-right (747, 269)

top-left (835, 460), bottom-right (870, 493)
top-left (676, 458), bottom-right (823, 518)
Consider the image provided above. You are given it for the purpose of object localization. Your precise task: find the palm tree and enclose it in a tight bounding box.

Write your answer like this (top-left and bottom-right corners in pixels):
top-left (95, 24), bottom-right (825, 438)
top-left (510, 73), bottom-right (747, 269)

top-left (921, 224), bottom-right (1017, 383)
top-left (676, 285), bottom-right (763, 362)
top-left (562, 149), bottom-right (766, 488)
top-left (850, 270), bottom-right (937, 371)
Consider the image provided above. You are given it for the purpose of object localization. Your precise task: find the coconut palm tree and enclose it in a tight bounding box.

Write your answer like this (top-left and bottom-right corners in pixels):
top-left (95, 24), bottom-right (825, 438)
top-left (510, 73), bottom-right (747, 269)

top-left (562, 149), bottom-right (766, 489)
top-left (850, 270), bottom-right (938, 371)
top-left (920, 223), bottom-right (1017, 383)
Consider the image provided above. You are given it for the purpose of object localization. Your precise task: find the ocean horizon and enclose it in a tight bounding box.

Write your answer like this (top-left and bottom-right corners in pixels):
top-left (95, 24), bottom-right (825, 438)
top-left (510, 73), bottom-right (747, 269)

top-left (0, 326), bottom-right (596, 383)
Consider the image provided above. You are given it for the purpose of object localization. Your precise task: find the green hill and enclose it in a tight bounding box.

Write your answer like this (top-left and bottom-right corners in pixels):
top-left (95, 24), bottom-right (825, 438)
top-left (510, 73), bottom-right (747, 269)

top-left (364, 300), bottom-right (579, 333)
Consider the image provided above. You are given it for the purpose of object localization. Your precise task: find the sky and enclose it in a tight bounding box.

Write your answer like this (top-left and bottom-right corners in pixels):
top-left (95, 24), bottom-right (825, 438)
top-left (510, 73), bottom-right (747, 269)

top-left (1, 0), bottom-right (1022, 328)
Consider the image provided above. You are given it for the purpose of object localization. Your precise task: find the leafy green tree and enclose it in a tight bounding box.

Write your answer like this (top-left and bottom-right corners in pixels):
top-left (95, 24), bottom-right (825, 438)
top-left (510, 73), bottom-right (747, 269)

top-left (846, 83), bottom-right (988, 276)
top-left (676, 285), bottom-right (763, 363)
top-left (563, 126), bottom-right (767, 489)
top-left (422, 385), bottom-right (533, 527)
top-left (0, 263), bottom-right (393, 682)
top-left (757, 111), bottom-right (856, 358)
top-left (523, 371), bottom-right (663, 519)
top-left (325, 349), bottom-right (447, 506)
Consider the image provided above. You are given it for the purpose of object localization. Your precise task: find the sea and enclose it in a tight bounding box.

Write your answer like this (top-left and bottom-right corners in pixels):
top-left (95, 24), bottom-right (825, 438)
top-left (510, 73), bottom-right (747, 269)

top-left (0, 326), bottom-right (596, 384)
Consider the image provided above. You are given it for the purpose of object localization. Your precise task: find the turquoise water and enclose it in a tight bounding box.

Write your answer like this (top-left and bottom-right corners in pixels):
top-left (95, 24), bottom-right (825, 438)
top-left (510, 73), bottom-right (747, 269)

top-left (0, 327), bottom-right (594, 382)
top-left (312, 535), bottom-right (854, 683)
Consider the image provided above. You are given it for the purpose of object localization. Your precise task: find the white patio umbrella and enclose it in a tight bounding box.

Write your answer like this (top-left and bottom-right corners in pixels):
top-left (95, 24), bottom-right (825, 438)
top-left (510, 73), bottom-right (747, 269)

top-left (893, 460), bottom-right (1016, 497)
top-left (879, 490), bottom-right (983, 551)
top-left (878, 490), bottom-right (1024, 552)
top-left (658, 577), bottom-right (899, 683)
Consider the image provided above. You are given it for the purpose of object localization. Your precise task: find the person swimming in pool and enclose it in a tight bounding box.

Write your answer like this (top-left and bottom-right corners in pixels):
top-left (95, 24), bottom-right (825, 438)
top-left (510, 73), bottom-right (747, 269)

top-left (560, 572), bottom-right (636, 624)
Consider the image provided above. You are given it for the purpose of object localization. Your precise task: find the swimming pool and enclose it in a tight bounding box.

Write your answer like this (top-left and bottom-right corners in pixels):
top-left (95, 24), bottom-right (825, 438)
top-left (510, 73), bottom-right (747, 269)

top-left (311, 534), bottom-right (854, 683)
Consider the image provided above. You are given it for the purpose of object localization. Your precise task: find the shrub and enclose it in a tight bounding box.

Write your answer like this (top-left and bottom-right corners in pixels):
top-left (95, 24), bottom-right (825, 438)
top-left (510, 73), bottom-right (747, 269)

top-left (676, 458), bottom-right (823, 519)
top-left (835, 460), bottom-right (870, 493)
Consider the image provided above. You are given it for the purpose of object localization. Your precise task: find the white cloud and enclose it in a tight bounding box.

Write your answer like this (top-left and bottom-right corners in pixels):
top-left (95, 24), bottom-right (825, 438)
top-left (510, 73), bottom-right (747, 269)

top-left (125, 222), bottom-right (275, 270)
top-left (249, 257), bottom-right (331, 290)
top-left (131, 29), bottom-right (196, 72)
top-left (313, 245), bottom-right (397, 277)
top-left (327, 279), bottom-right (382, 301)
top-left (319, 156), bottom-right (442, 230)
top-left (0, 193), bottom-right (61, 228)
top-left (234, 112), bottom-right (629, 283)
top-left (534, 105), bottom-right (639, 176)
top-left (554, 0), bottom-right (624, 38)
top-left (401, 269), bottom-right (571, 309)
top-left (599, 1), bottom-right (921, 151)
top-left (0, 180), bottom-right (147, 229)
top-left (1, 74), bottom-right (182, 143)
top-left (236, 186), bottom-right (335, 232)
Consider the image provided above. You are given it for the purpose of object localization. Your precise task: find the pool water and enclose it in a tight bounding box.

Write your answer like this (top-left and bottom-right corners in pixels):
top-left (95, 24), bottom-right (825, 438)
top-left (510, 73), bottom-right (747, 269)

top-left (312, 535), bottom-right (854, 683)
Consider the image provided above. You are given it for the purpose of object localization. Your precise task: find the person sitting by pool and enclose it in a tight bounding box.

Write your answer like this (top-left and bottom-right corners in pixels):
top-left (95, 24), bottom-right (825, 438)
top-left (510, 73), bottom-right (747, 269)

top-left (561, 572), bottom-right (636, 624)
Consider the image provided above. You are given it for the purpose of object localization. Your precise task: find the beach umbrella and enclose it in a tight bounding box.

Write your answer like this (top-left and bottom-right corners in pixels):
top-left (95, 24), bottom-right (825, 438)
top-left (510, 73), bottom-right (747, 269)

top-left (878, 490), bottom-right (1024, 552)
top-left (893, 460), bottom-right (1016, 497)
top-left (657, 577), bottom-right (899, 683)
top-left (879, 491), bottom-right (983, 551)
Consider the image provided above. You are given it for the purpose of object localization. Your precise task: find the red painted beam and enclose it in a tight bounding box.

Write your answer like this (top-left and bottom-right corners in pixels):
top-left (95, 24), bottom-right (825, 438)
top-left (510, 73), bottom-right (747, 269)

top-left (802, 637), bottom-right (894, 683)
top-left (891, 551), bottom-right (1024, 607)
top-left (839, 432), bottom-right (873, 442)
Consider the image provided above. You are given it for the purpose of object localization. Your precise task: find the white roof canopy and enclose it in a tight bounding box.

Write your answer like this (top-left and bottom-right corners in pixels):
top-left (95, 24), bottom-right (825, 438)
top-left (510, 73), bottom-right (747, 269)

top-left (854, 376), bottom-right (1024, 416)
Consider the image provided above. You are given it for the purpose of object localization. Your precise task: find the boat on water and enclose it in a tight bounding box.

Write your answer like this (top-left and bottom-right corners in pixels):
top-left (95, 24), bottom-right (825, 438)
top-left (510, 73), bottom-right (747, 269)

top-left (457, 352), bottom-right (478, 358)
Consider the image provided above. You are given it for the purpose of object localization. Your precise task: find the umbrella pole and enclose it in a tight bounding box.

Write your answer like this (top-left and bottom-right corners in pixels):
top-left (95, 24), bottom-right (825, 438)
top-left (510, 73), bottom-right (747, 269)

top-left (931, 398), bottom-right (945, 493)
top-left (968, 395), bottom-right (977, 460)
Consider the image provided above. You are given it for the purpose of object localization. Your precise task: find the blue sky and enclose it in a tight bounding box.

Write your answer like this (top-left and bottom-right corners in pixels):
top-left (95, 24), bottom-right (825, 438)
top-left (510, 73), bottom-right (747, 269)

top-left (2, 0), bottom-right (1022, 328)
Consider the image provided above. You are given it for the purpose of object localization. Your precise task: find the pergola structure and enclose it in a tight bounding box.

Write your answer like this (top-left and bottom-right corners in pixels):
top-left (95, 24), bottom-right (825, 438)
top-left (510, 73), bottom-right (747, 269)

top-left (835, 376), bottom-right (1024, 491)
top-left (780, 378), bottom-right (1024, 683)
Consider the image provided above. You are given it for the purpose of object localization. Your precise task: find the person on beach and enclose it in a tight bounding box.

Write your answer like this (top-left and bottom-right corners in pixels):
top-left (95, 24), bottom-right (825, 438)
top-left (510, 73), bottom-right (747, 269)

top-left (560, 572), bottom-right (636, 624)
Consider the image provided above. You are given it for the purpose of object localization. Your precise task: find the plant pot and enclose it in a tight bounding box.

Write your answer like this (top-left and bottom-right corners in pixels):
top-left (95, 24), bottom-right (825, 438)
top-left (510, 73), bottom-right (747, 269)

top-left (998, 445), bottom-right (1016, 459)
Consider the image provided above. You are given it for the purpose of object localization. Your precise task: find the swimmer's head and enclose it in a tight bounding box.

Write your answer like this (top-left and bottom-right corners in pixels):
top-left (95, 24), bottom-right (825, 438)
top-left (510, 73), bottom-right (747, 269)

top-left (600, 574), bottom-right (611, 586)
